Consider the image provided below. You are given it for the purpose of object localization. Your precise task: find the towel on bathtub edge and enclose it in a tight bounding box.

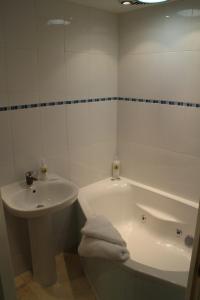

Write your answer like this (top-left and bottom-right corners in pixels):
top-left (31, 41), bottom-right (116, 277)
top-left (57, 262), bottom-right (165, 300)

top-left (78, 235), bottom-right (130, 262)
top-left (81, 215), bottom-right (127, 247)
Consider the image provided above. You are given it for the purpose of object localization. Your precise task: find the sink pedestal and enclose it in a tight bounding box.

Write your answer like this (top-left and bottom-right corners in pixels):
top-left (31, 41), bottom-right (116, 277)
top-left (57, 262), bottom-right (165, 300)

top-left (1, 174), bottom-right (78, 286)
top-left (28, 215), bottom-right (57, 286)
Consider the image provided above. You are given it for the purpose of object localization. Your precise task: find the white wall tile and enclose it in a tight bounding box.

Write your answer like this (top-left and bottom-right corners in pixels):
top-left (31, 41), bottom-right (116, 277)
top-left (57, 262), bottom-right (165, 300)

top-left (118, 141), bottom-right (200, 202)
top-left (11, 108), bottom-right (43, 179)
top-left (118, 101), bottom-right (161, 146)
top-left (40, 106), bottom-right (68, 157)
top-left (162, 51), bottom-right (200, 103)
top-left (90, 8), bottom-right (118, 34)
top-left (89, 142), bottom-right (116, 176)
top-left (0, 93), bottom-right (9, 107)
top-left (89, 54), bottom-right (118, 98)
top-left (7, 49), bottom-right (38, 93)
top-left (119, 51), bottom-right (200, 102)
top-left (0, 110), bottom-right (15, 191)
top-left (0, 48), bottom-right (6, 92)
top-left (162, 0), bottom-right (200, 52)
top-left (90, 31), bottom-right (119, 56)
top-left (40, 106), bottom-right (70, 178)
top-left (158, 105), bottom-right (187, 154)
top-left (120, 0), bottom-right (200, 55)
top-left (44, 156), bottom-right (70, 179)
top-left (0, 163), bottom-right (15, 187)
top-left (69, 161), bottom-right (101, 188)
top-left (3, 0), bottom-right (37, 49)
top-left (118, 102), bottom-right (200, 157)
top-left (66, 103), bottom-right (90, 148)
top-left (66, 103), bottom-right (91, 180)
top-left (119, 7), bottom-right (168, 55)
top-left (65, 52), bottom-right (90, 99)
top-left (0, 2), bottom-right (5, 47)
top-left (89, 102), bottom-right (117, 144)
top-left (119, 53), bottom-right (164, 98)
top-left (0, 47), bottom-right (8, 106)
top-left (89, 8), bottom-right (119, 55)
top-left (0, 111), bottom-right (13, 164)
top-left (64, 3), bottom-right (90, 53)
top-left (38, 48), bottom-right (66, 100)
top-left (36, 0), bottom-right (67, 19)
top-left (36, 18), bottom-right (65, 50)
top-left (8, 91), bottom-right (39, 106)
top-left (183, 108), bottom-right (200, 158)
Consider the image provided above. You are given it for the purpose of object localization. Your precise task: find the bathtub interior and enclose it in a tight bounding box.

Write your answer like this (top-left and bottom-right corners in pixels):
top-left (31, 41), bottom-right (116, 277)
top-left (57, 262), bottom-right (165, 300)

top-left (79, 177), bottom-right (198, 280)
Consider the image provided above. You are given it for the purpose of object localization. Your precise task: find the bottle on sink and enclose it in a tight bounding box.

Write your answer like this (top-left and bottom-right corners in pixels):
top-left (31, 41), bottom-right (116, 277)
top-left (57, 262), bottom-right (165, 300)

top-left (39, 159), bottom-right (48, 181)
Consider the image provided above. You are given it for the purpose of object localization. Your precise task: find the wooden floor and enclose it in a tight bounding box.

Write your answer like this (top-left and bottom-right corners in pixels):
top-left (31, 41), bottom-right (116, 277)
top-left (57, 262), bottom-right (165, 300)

top-left (15, 254), bottom-right (96, 300)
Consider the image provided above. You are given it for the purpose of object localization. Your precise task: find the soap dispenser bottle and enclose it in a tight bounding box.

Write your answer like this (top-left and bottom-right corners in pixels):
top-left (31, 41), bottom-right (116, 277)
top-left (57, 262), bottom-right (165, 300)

top-left (40, 159), bottom-right (48, 181)
top-left (112, 156), bottom-right (120, 180)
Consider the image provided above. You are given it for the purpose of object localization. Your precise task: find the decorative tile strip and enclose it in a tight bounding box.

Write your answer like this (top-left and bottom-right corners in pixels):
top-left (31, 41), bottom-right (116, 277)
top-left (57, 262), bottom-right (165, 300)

top-left (120, 97), bottom-right (200, 108)
top-left (0, 97), bottom-right (199, 112)
top-left (0, 97), bottom-right (118, 112)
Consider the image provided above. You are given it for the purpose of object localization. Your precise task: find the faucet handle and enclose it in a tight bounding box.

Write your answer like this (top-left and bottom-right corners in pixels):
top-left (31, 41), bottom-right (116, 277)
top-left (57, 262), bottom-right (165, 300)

top-left (25, 171), bottom-right (33, 176)
top-left (25, 171), bottom-right (38, 186)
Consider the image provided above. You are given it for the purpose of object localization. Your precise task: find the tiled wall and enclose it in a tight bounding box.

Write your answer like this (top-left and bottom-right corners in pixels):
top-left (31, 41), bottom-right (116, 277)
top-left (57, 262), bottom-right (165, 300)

top-left (118, 0), bottom-right (200, 201)
top-left (0, 0), bottom-right (118, 275)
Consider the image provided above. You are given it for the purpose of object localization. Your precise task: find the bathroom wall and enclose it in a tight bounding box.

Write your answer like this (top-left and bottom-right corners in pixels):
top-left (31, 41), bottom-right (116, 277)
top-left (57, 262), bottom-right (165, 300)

top-left (0, 0), bottom-right (118, 275)
top-left (118, 0), bottom-right (200, 202)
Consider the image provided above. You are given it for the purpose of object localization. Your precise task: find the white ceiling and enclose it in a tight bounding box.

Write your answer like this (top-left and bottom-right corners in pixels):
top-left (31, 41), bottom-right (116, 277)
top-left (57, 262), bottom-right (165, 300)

top-left (67, 0), bottom-right (178, 14)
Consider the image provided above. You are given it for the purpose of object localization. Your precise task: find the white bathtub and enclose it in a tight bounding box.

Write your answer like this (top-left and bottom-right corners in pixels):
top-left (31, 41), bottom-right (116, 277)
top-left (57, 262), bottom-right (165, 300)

top-left (78, 177), bottom-right (198, 290)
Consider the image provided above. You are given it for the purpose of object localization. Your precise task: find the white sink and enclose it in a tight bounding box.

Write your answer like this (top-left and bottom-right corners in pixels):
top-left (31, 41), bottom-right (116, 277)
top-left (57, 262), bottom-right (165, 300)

top-left (1, 174), bottom-right (79, 286)
top-left (1, 174), bottom-right (78, 218)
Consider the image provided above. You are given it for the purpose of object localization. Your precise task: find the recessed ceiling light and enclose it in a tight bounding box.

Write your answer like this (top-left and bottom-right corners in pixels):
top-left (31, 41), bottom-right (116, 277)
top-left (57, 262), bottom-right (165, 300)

top-left (137, 0), bottom-right (168, 3)
top-left (120, 1), bottom-right (133, 5)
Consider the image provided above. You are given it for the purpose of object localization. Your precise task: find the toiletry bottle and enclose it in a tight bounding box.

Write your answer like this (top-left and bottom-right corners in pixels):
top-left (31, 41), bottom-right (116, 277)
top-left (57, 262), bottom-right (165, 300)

top-left (112, 156), bottom-right (120, 179)
top-left (40, 159), bottom-right (48, 181)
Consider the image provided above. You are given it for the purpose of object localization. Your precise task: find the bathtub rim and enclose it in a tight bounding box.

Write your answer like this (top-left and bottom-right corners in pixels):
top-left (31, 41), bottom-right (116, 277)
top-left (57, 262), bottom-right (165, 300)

top-left (79, 176), bottom-right (199, 211)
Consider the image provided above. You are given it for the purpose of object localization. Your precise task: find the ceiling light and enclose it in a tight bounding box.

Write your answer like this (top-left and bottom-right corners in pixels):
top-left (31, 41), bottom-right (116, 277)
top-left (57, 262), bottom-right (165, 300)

top-left (137, 0), bottom-right (168, 3)
top-left (120, 1), bottom-right (133, 5)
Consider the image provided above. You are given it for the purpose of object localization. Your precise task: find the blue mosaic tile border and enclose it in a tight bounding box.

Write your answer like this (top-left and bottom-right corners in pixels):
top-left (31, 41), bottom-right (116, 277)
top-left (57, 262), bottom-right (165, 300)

top-left (0, 97), bottom-right (118, 112)
top-left (120, 97), bottom-right (200, 108)
top-left (0, 96), bottom-right (199, 111)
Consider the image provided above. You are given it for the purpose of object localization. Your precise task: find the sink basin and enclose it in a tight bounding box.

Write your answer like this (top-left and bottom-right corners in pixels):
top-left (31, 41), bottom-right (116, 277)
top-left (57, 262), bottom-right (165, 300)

top-left (1, 174), bottom-right (78, 218)
top-left (1, 174), bottom-right (79, 286)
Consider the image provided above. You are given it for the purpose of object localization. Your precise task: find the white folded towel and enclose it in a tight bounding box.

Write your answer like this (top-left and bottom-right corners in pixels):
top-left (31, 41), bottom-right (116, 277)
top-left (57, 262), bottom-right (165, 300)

top-left (78, 236), bottom-right (130, 262)
top-left (78, 215), bottom-right (130, 262)
top-left (81, 215), bottom-right (126, 247)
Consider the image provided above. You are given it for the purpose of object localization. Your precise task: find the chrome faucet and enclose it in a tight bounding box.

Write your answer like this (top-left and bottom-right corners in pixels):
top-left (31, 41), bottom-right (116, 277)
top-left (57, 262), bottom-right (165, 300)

top-left (25, 171), bottom-right (38, 186)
